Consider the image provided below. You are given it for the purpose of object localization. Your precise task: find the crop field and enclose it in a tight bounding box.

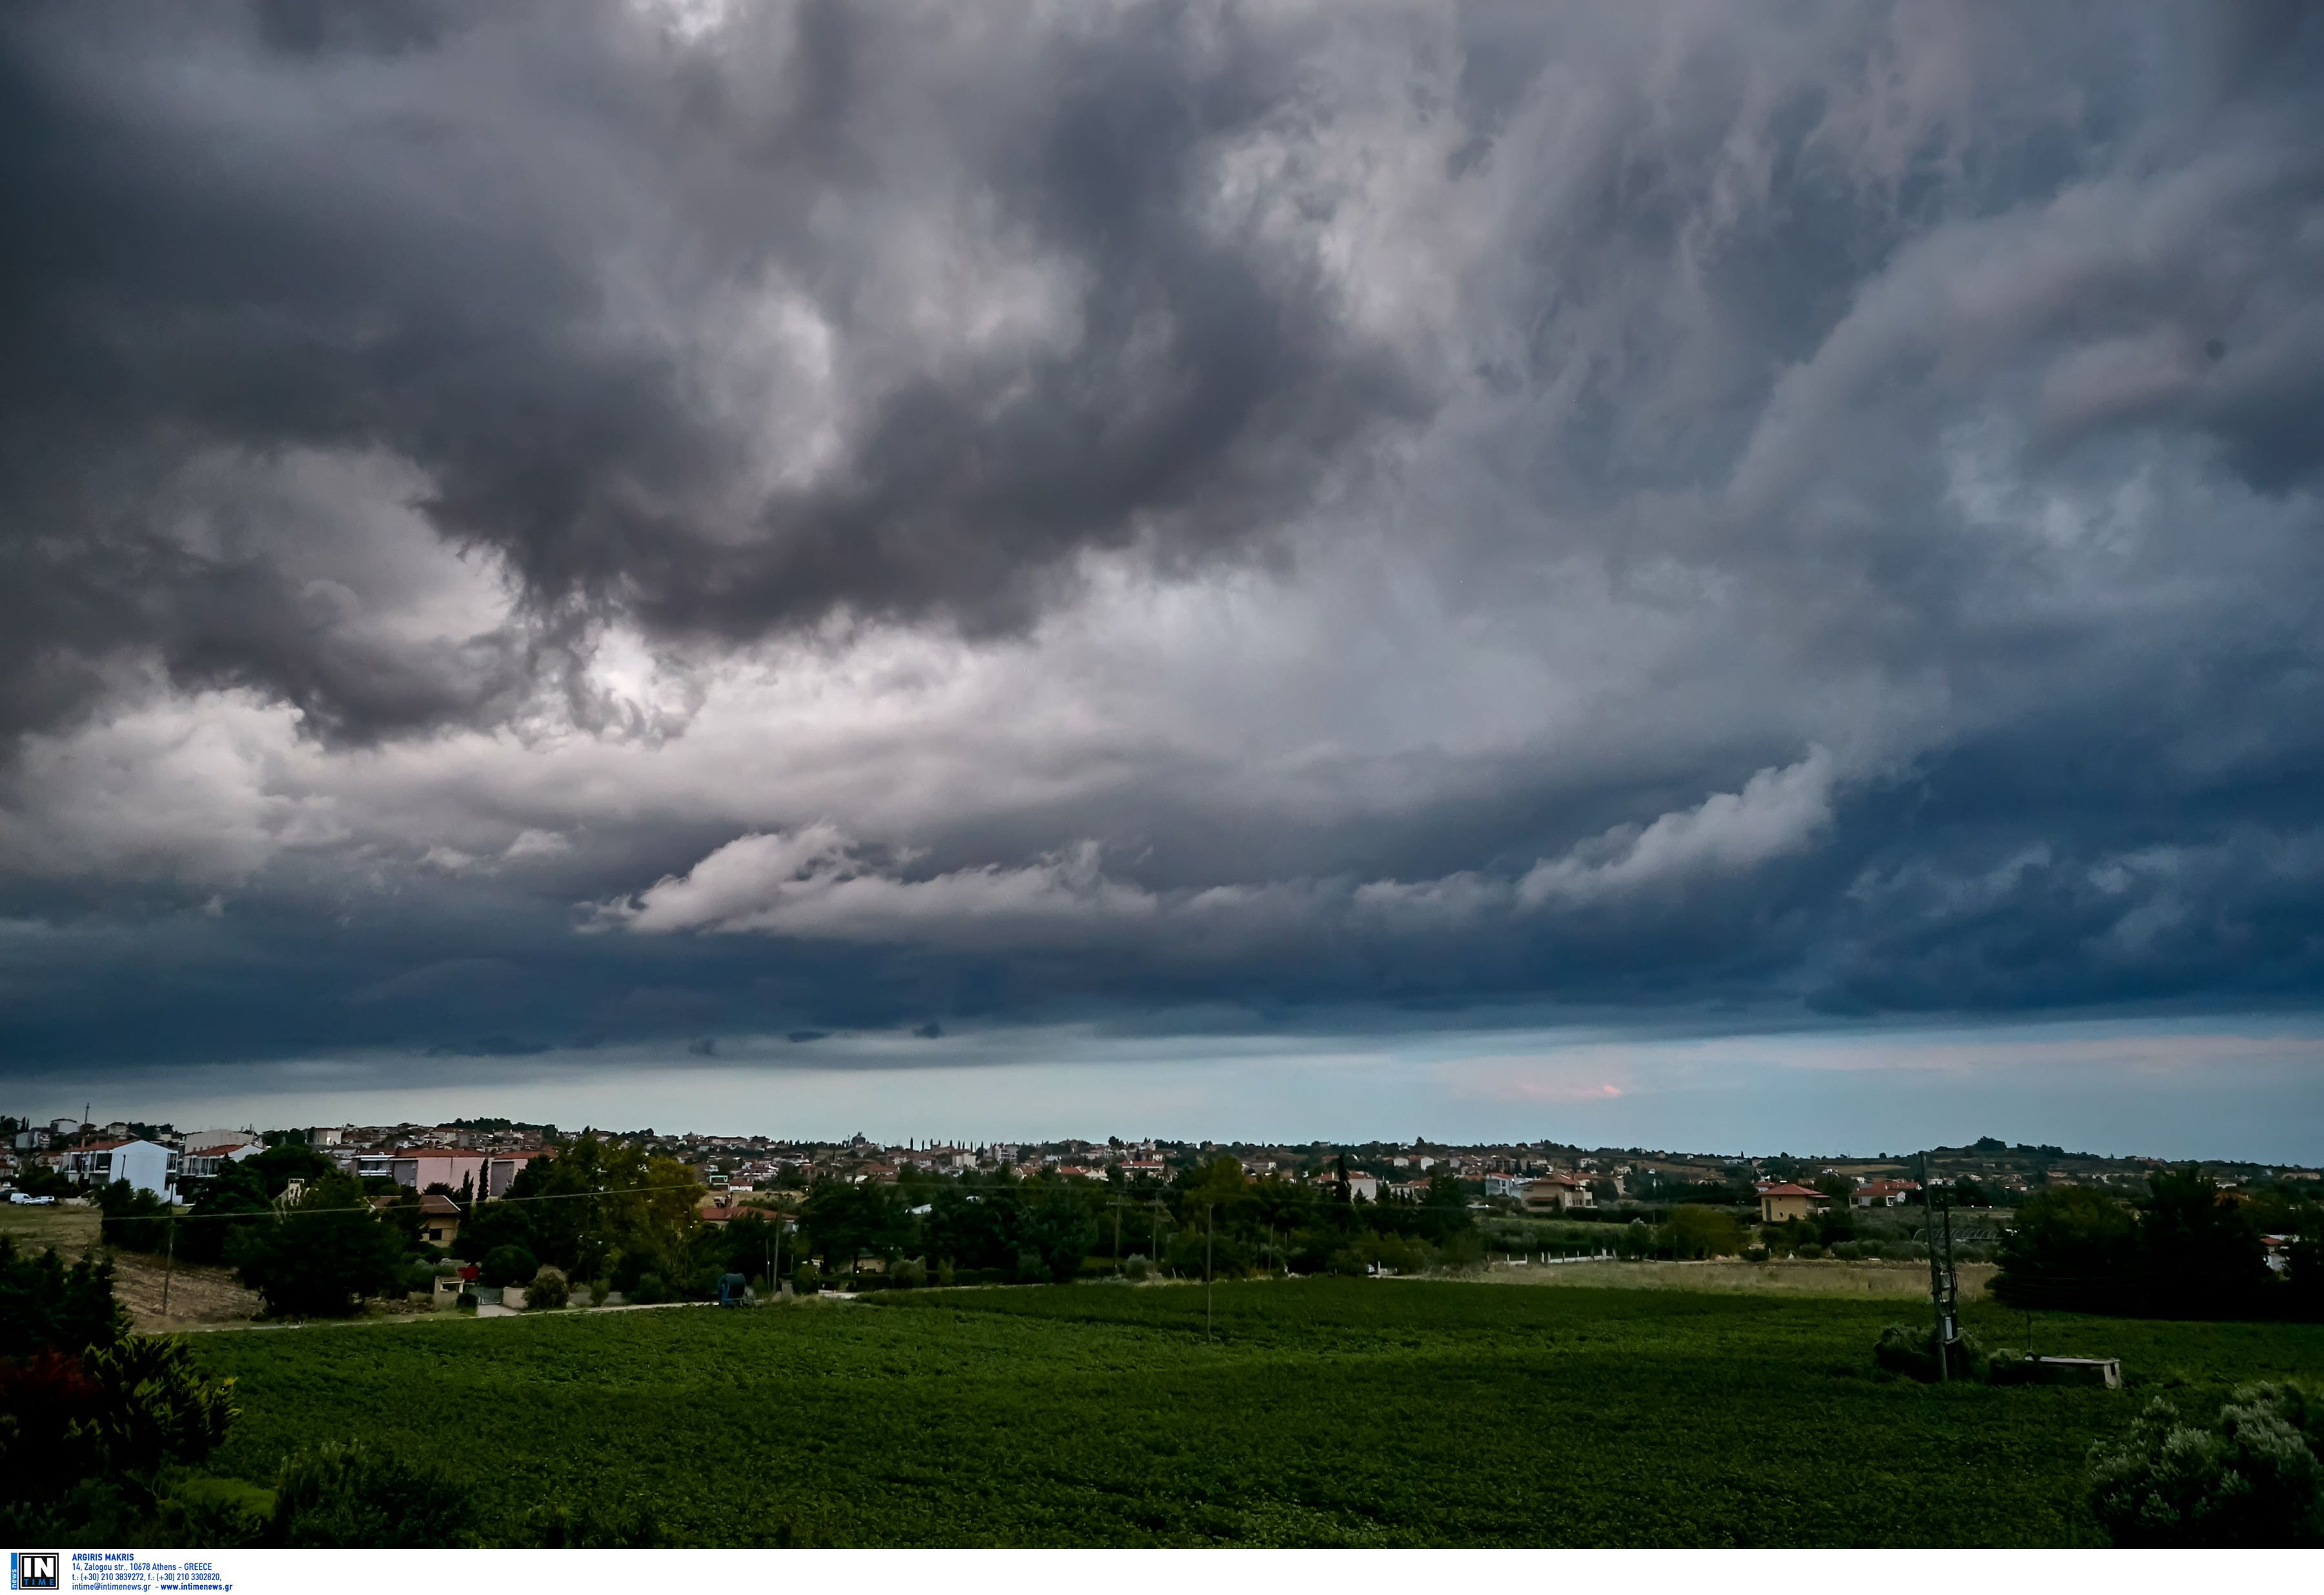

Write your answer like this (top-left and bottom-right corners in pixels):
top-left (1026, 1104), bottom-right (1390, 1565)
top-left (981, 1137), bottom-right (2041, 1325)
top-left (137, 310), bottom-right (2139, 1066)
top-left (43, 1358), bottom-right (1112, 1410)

top-left (181, 1277), bottom-right (2324, 1547)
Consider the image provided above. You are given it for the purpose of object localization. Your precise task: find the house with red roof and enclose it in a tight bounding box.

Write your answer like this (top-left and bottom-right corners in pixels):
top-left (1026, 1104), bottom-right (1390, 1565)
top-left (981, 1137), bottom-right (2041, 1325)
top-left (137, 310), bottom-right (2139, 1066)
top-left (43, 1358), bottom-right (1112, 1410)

top-left (1757, 1183), bottom-right (1824, 1223)
top-left (1850, 1179), bottom-right (1922, 1208)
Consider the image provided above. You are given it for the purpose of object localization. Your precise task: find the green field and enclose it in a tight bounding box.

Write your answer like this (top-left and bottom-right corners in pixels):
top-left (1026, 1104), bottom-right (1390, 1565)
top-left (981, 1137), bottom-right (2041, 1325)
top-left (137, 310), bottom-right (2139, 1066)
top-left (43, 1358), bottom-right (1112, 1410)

top-left (183, 1279), bottom-right (2324, 1547)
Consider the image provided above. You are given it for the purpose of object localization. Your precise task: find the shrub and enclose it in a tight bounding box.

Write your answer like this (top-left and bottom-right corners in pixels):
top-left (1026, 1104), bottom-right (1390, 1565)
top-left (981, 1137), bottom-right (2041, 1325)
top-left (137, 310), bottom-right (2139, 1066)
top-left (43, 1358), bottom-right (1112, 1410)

top-left (520, 1492), bottom-right (664, 1548)
top-left (96, 1180), bottom-right (172, 1254)
top-left (0, 1236), bottom-right (130, 1358)
top-left (156, 1475), bottom-right (272, 1547)
top-left (526, 1266), bottom-right (571, 1311)
top-left (0, 1336), bottom-right (238, 1518)
top-left (2089, 1384), bottom-right (2323, 1546)
top-left (791, 1261), bottom-right (821, 1294)
top-left (1122, 1254), bottom-right (1153, 1281)
top-left (479, 1244), bottom-right (539, 1290)
top-left (1664, 1205), bottom-right (1748, 1259)
top-left (268, 1441), bottom-right (479, 1548)
top-left (1873, 1321), bottom-right (1985, 1383)
top-left (1795, 1243), bottom-right (1824, 1260)
top-left (1438, 1231), bottom-right (1485, 1271)
top-left (630, 1272), bottom-right (668, 1305)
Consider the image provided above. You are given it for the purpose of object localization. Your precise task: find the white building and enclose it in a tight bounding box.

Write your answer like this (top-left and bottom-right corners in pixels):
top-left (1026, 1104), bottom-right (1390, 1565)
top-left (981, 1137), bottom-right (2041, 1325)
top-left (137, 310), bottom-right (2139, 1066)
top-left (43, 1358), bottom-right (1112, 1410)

top-left (64, 1138), bottom-right (180, 1201)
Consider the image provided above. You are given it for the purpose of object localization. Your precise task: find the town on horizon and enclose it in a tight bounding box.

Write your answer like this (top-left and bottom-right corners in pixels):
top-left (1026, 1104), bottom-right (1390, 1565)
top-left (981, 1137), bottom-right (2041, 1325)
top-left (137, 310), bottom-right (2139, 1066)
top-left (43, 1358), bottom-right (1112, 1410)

top-left (10, 1110), bottom-right (2316, 1211)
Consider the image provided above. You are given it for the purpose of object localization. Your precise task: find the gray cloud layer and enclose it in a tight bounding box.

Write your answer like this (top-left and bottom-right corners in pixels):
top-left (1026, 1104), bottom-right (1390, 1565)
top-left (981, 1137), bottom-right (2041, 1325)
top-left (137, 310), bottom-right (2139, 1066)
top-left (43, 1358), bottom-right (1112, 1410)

top-left (2, 1), bottom-right (2322, 1070)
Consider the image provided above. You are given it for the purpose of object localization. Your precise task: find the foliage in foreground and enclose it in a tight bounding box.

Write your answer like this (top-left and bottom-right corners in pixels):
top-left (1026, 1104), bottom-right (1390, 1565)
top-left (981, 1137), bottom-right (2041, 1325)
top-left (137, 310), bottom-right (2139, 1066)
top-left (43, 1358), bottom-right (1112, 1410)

top-left (269, 1441), bottom-right (480, 1548)
top-left (0, 1236), bottom-right (241, 1541)
top-left (2088, 1382), bottom-right (2323, 1546)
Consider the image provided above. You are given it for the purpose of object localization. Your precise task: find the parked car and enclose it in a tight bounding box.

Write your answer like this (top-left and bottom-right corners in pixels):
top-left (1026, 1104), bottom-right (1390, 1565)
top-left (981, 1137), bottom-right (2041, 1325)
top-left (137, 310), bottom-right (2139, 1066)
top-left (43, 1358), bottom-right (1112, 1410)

top-left (8, 1190), bottom-right (57, 1206)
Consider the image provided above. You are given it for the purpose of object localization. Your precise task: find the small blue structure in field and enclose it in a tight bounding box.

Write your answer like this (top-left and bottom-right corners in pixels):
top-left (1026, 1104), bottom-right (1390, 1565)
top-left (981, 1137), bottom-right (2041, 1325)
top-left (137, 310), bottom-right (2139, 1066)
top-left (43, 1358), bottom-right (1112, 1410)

top-left (715, 1272), bottom-right (749, 1308)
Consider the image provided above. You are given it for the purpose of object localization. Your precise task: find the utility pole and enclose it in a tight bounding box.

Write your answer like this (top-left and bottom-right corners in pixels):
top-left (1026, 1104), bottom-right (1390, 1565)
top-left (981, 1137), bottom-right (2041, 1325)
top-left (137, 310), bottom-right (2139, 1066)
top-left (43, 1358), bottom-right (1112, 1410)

top-left (1205, 1201), bottom-right (1214, 1344)
top-left (160, 1207), bottom-right (176, 1319)
top-left (1921, 1152), bottom-right (1959, 1380)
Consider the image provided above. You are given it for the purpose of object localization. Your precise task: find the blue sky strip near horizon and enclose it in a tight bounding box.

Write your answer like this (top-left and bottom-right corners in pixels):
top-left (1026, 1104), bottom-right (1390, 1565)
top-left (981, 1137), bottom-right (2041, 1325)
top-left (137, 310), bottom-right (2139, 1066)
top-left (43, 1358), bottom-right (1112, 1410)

top-left (2, 3), bottom-right (2322, 1159)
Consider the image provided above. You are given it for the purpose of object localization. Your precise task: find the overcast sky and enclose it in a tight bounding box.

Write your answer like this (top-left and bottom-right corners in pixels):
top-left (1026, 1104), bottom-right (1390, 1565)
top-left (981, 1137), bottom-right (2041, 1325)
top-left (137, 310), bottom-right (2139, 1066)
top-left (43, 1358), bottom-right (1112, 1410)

top-left (4, 1), bottom-right (2321, 1158)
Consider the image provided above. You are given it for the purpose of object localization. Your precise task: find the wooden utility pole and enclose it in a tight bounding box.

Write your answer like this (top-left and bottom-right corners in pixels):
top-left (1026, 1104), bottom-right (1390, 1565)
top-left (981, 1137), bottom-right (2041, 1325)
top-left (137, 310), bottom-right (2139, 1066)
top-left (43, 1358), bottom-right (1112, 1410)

top-left (1205, 1201), bottom-right (1214, 1343)
top-left (159, 1207), bottom-right (176, 1319)
top-left (1920, 1152), bottom-right (1959, 1380)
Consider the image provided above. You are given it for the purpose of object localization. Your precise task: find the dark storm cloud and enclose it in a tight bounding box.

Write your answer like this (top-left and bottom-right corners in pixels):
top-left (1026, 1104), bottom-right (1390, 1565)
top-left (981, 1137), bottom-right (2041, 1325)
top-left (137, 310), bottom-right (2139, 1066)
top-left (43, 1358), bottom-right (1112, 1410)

top-left (3, 1), bottom-right (2324, 1074)
top-left (0, 0), bottom-right (1413, 742)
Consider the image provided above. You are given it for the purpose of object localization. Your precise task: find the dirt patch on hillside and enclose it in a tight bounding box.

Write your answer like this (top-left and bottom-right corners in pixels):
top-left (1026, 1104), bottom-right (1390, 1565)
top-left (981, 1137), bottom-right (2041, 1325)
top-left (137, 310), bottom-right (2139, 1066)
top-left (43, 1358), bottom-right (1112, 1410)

top-left (5, 1207), bottom-right (263, 1328)
top-left (110, 1250), bottom-right (262, 1329)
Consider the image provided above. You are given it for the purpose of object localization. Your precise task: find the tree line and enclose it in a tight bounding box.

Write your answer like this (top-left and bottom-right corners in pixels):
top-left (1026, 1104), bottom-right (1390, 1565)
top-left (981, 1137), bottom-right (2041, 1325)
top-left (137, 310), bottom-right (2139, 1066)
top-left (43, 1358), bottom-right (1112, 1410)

top-left (1992, 1167), bottom-right (2322, 1319)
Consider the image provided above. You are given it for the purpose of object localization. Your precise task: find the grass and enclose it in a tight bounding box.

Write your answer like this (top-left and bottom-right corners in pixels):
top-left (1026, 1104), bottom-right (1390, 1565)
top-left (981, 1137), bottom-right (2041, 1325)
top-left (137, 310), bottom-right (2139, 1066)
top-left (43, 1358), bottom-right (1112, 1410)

top-left (176, 1277), bottom-right (2324, 1547)
top-left (0, 1200), bottom-right (101, 1255)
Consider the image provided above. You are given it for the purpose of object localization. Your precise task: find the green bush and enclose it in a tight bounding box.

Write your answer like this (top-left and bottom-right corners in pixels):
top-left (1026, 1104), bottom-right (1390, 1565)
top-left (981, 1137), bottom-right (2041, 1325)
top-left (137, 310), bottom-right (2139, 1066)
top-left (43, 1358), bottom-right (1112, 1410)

top-left (630, 1272), bottom-right (668, 1305)
top-left (268, 1440), bottom-right (479, 1547)
top-left (0, 1307), bottom-right (237, 1528)
top-left (2088, 1383), bottom-right (2323, 1546)
top-left (1873, 1321), bottom-right (1985, 1383)
top-left (0, 1235), bottom-right (130, 1358)
top-left (520, 1492), bottom-right (664, 1547)
top-left (526, 1266), bottom-right (571, 1311)
top-left (96, 1180), bottom-right (173, 1253)
top-left (479, 1245), bottom-right (539, 1290)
